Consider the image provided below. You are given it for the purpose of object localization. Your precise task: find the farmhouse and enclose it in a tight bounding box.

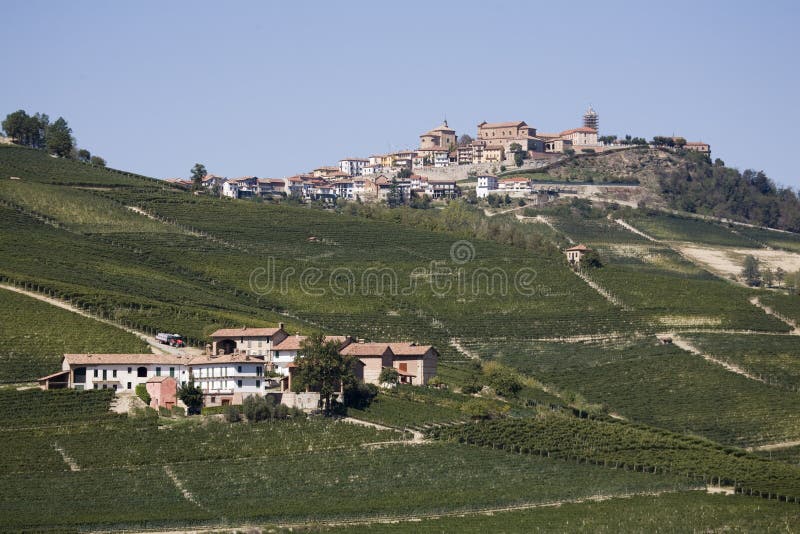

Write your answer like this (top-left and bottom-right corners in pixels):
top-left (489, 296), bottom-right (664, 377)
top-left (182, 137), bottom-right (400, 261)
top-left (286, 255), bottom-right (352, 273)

top-left (389, 343), bottom-right (438, 385)
top-left (146, 376), bottom-right (178, 409)
top-left (209, 325), bottom-right (288, 358)
top-left (565, 244), bottom-right (591, 264)
top-left (56, 353), bottom-right (191, 392)
top-left (187, 352), bottom-right (266, 406)
top-left (271, 334), bottom-right (352, 376)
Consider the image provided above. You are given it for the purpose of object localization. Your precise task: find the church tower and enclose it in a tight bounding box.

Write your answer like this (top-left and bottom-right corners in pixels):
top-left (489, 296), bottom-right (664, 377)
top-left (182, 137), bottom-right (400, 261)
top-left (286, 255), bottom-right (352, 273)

top-left (583, 105), bottom-right (599, 131)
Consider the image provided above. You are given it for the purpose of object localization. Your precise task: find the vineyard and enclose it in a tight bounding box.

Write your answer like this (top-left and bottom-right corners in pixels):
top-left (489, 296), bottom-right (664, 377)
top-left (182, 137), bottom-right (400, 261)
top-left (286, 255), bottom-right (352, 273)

top-left (0, 288), bottom-right (149, 382)
top-left (429, 415), bottom-right (800, 501)
top-left (626, 213), bottom-right (757, 247)
top-left (464, 338), bottom-right (800, 447)
top-left (319, 492), bottom-right (800, 533)
top-left (685, 333), bottom-right (800, 391)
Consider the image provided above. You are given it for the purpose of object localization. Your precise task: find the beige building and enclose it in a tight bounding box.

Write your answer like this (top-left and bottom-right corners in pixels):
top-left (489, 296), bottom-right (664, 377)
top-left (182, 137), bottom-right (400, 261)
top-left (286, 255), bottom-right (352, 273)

top-left (684, 141), bottom-right (711, 154)
top-left (389, 343), bottom-right (438, 385)
top-left (209, 326), bottom-right (288, 358)
top-left (419, 120), bottom-right (457, 151)
top-left (476, 121), bottom-right (544, 155)
top-left (565, 244), bottom-right (591, 264)
top-left (482, 145), bottom-right (504, 163)
top-left (340, 343), bottom-right (394, 385)
top-left (559, 127), bottom-right (598, 147)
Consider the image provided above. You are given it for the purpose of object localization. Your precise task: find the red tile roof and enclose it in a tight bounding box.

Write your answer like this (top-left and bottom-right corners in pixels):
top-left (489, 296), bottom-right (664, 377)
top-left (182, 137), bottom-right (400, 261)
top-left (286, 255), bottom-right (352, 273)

top-left (479, 121), bottom-right (527, 129)
top-left (340, 343), bottom-right (392, 357)
top-left (63, 354), bottom-right (188, 365)
top-left (560, 127), bottom-right (597, 135)
top-left (210, 327), bottom-right (284, 338)
top-left (566, 244), bottom-right (591, 251)
top-left (389, 343), bottom-right (433, 356)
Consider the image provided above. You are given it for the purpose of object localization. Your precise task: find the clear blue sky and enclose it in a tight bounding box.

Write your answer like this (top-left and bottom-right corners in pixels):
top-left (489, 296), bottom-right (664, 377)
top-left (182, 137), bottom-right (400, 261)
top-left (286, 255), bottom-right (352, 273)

top-left (3, 1), bottom-right (799, 186)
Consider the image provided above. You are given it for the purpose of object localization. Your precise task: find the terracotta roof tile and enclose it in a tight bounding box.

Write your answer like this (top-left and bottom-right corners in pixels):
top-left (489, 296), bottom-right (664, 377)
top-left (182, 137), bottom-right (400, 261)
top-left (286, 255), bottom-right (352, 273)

top-left (210, 327), bottom-right (283, 338)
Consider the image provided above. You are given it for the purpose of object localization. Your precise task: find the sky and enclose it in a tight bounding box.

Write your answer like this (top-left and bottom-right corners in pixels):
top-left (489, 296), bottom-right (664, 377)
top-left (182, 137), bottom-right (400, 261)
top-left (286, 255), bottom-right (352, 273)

top-left (2, 0), bottom-right (800, 186)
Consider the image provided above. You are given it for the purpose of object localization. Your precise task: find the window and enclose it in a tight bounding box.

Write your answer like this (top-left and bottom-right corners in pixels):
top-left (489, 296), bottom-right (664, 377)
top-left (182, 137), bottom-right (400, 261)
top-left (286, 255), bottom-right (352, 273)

top-left (237, 380), bottom-right (243, 388)
top-left (127, 382), bottom-right (132, 390)
top-left (93, 369), bottom-right (98, 378)
top-left (128, 367), bottom-right (132, 373)
top-left (256, 380), bottom-right (261, 388)
top-left (237, 366), bottom-right (242, 373)
top-left (137, 367), bottom-right (147, 378)
top-left (169, 367), bottom-right (175, 377)
top-left (257, 366), bottom-right (263, 376)
top-left (399, 363), bottom-right (407, 372)
top-left (156, 367), bottom-right (161, 376)
top-left (112, 370), bottom-right (117, 378)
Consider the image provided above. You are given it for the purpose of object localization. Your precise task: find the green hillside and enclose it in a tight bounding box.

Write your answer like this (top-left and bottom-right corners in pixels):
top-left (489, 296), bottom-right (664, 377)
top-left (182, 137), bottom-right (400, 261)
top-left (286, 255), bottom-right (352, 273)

top-left (3, 144), bottom-right (800, 530)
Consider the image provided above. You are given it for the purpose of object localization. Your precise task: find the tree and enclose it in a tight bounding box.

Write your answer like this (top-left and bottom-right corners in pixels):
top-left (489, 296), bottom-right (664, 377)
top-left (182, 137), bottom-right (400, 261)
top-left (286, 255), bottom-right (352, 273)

top-left (190, 163), bottom-right (207, 191)
top-left (514, 151), bottom-right (524, 168)
top-left (46, 117), bottom-right (73, 157)
top-left (581, 250), bottom-right (603, 269)
top-left (2, 110), bottom-right (29, 142)
top-left (90, 155), bottom-right (106, 167)
top-left (135, 383), bottom-right (150, 405)
top-left (292, 334), bottom-right (357, 414)
top-left (379, 367), bottom-right (399, 386)
top-left (741, 255), bottom-right (762, 287)
top-left (177, 381), bottom-right (204, 415)
top-left (458, 134), bottom-right (473, 146)
top-left (77, 149), bottom-right (91, 162)
top-left (387, 178), bottom-right (403, 208)
top-left (396, 167), bottom-right (412, 179)
top-left (762, 267), bottom-right (775, 287)
top-left (775, 267), bottom-right (786, 287)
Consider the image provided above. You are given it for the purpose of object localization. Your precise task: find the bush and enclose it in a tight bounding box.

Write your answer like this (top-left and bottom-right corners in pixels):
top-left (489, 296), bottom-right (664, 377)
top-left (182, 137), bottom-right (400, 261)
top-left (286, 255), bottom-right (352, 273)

top-left (243, 394), bottom-right (274, 422)
top-left (135, 384), bottom-right (150, 405)
top-left (484, 364), bottom-right (523, 398)
top-left (461, 383), bottom-right (482, 395)
top-left (158, 406), bottom-right (171, 417)
top-left (171, 405), bottom-right (185, 417)
top-left (379, 367), bottom-right (400, 386)
top-left (274, 403), bottom-right (289, 419)
top-left (344, 381), bottom-right (379, 409)
top-left (224, 405), bottom-right (241, 423)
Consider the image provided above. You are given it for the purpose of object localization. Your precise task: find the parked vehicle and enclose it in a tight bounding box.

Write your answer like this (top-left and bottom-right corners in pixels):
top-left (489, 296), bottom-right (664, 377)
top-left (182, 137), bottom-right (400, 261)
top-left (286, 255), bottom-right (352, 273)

top-left (156, 332), bottom-right (185, 347)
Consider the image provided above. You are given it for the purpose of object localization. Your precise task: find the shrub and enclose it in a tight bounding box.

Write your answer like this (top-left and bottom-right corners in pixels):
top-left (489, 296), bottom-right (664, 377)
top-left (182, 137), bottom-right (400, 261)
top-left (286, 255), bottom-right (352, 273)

top-left (274, 403), bottom-right (289, 419)
top-left (344, 381), bottom-right (379, 408)
top-left (379, 367), bottom-right (400, 386)
top-left (461, 383), bottom-right (482, 395)
top-left (171, 405), bottom-right (185, 417)
top-left (158, 406), bottom-right (171, 417)
top-left (224, 405), bottom-right (241, 423)
top-left (484, 363), bottom-right (523, 398)
top-left (427, 376), bottom-right (446, 389)
top-left (243, 394), bottom-right (274, 422)
top-left (134, 384), bottom-right (150, 405)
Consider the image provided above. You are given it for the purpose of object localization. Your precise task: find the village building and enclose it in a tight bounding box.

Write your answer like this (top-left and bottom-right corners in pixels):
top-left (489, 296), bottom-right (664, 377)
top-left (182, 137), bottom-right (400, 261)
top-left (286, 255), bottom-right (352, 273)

top-left (419, 120), bottom-right (457, 151)
top-left (559, 127), bottom-right (598, 147)
top-left (476, 121), bottom-right (545, 155)
top-left (270, 334), bottom-right (352, 376)
top-left (476, 175), bottom-right (498, 198)
top-left (338, 158), bottom-right (369, 176)
top-left (388, 343), bottom-right (438, 385)
top-left (339, 342), bottom-right (394, 385)
top-left (684, 141), bottom-right (711, 154)
top-left (187, 352), bottom-right (266, 406)
top-left (482, 145), bottom-right (504, 163)
top-left (498, 177), bottom-right (532, 196)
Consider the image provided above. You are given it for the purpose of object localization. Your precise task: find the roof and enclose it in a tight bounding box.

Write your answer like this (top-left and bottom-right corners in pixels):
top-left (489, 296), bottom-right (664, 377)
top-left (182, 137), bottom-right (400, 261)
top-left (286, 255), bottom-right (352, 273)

top-left (560, 127), bottom-right (597, 135)
top-left (38, 370), bottom-right (70, 381)
top-left (146, 375), bottom-right (177, 383)
top-left (388, 343), bottom-right (434, 357)
top-left (339, 157), bottom-right (369, 162)
top-left (274, 335), bottom-right (351, 351)
top-left (500, 177), bottom-right (529, 183)
top-left (340, 343), bottom-right (392, 357)
top-left (63, 354), bottom-right (188, 366)
top-left (209, 327), bottom-right (284, 338)
top-left (188, 353), bottom-right (266, 365)
top-left (685, 141), bottom-right (710, 146)
top-left (566, 244), bottom-right (591, 252)
top-left (479, 121), bottom-right (527, 129)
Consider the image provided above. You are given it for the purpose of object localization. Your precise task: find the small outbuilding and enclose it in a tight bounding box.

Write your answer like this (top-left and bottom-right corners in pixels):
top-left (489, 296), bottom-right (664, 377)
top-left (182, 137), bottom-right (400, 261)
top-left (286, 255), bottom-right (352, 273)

top-left (565, 244), bottom-right (591, 264)
top-left (145, 376), bottom-right (178, 410)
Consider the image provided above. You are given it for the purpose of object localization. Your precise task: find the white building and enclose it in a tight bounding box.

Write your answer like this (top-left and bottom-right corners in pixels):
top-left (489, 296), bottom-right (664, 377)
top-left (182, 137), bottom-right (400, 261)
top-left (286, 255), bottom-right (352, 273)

top-left (188, 353), bottom-right (266, 405)
top-left (433, 150), bottom-right (450, 168)
top-left (476, 176), bottom-right (498, 198)
top-left (209, 326), bottom-right (288, 358)
top-left (58, 353), bottom-right (191, 392)
top-left (271, 334), bottom-right (351, 376)
top-left (339, 158), bottom-right (369, 177)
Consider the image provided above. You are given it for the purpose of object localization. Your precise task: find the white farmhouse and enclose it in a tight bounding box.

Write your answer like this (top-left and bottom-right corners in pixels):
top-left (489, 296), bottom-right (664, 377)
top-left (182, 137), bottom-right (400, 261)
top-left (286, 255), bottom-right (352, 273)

top-left (476, 176), bottom-right (498, 198)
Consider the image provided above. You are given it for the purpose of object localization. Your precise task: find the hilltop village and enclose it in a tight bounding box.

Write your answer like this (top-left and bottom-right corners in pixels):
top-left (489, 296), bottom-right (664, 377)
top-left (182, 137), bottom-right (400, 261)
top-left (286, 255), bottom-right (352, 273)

top-left (167, 106), bottom-right (711, 203)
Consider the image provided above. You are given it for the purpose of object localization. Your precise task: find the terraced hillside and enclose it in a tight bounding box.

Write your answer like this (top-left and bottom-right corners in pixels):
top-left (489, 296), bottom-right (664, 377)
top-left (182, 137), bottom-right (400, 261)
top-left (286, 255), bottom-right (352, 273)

top-left (3, 145), bottom-right (800, 530)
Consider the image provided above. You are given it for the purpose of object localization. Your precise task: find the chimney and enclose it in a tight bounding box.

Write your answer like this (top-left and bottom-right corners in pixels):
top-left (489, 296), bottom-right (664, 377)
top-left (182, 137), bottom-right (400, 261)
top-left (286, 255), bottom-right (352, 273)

top-left (357, 338), bottom-right (365, 344)
top-left (279, 322), bottom-right (285, 330)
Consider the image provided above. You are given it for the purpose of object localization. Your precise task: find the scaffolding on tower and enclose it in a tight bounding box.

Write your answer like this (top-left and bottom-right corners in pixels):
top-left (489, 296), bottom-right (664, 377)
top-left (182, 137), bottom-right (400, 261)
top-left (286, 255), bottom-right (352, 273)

top-left (583, 105), bottom-right (599, 131)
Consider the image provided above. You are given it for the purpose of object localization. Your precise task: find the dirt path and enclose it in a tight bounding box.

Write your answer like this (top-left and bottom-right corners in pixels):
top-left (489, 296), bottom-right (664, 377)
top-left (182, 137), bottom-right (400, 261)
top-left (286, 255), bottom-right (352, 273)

top-left (104, 488), bottom-right (700, 534)
top-left (0, 284), bottom-right (202, 357)
top-left (163, 465), bottom-right (211, 512)
top-left (449, 338), bottom-right (480, 360)
top-left (484, 204), bottom-right (529, 218)
top-left (342, 417), bottom-right (426, 443)
top-left (53, 443), bottom-right (80, 471)
top-left (535, 215), bottom-right (573, 244)
top-left (571, 269), bottom-right (627, 309)
top-left (750, 439), bottom-right (800, 452)
top-left (671, 335), bottom-right (766, 383)
top-left (750, 296), bottom-right (800, 335)
top-left (612, 218), bottom-right (659, 242)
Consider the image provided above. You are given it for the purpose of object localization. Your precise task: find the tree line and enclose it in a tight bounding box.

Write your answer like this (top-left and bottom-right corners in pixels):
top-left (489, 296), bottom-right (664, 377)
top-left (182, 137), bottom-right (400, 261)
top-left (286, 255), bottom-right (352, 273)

top-left (1, 109), bottom-right (106, 166)
top-left (659, 152), bottom-right (800, 232)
